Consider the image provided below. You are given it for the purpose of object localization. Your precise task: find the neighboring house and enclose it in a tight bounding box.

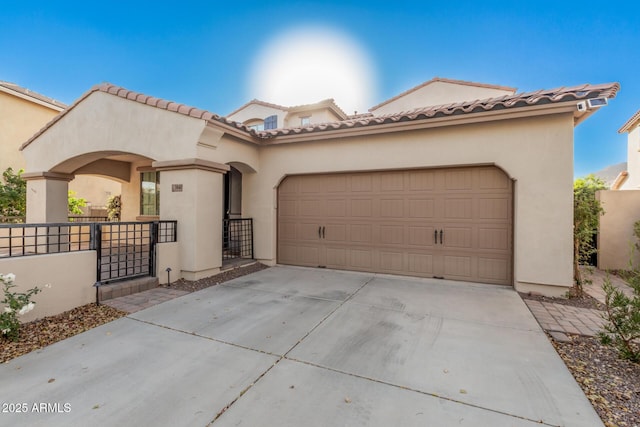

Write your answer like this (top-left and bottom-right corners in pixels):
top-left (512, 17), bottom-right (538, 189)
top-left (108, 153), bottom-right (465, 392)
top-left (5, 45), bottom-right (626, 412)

top-left (18, 78), bottom-right (618, 296)
top-left (227, 98), bottom-right (348, 130)
top-left (597, 108), bottom-right (640, 270)
top-left (0, 81), bottom-right (120, 214)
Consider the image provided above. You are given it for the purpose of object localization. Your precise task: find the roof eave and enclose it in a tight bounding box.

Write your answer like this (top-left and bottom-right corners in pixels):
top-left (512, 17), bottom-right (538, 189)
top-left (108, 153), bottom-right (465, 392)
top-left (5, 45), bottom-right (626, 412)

top-left (261, 102), bottom-right (580, 145)
top-left (0, 85), bottom-right (66, 112)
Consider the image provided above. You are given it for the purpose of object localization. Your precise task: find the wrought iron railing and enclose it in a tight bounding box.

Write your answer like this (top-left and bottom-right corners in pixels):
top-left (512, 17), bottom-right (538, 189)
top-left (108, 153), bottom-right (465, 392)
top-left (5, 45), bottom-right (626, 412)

top-left (223, 218), bottom-right (254, 261)
top-left (0, 222), bottom-right (93, 257)
top-left (158, 220), bottom-right (177, 243)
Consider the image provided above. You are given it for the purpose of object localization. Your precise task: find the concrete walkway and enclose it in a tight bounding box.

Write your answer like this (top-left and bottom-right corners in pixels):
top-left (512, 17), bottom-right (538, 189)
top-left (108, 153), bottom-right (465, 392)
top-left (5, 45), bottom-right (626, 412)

top-left (0, 266), bottom-right (602, 426)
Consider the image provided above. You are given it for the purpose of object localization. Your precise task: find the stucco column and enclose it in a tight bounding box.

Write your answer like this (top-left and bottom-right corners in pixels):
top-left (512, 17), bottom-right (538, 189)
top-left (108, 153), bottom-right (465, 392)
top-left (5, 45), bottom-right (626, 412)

top-left (22, 172), bottom-right (74, 223)
top-left (154, 158), bottom-right (230, 281)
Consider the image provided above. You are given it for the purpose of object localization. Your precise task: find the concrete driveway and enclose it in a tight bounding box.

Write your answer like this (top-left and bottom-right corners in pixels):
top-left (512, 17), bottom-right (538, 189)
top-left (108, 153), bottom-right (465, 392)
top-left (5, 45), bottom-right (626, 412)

top-left (0, 266), bottom-right (602, 426)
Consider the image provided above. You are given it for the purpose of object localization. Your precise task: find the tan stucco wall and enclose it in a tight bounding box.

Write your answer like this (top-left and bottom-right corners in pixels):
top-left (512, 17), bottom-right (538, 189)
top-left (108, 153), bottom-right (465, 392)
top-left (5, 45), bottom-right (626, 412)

top-left (242, 113), bottom-right (575, 293)
top-left (0, 91), bottom-right (59, 173)
top-left (70, 175), bottom-right (121, 208)
top-left (597, 190), bottom-right (640, 270)
top-left (621, 126), bottom-right (640, 190)
top-left (227, 103), bottom-right (287, 129)
top-left (0, 251), bottom-right (96, 322)
top-left (156, 242), bottom-right (181, 285)
top-left (285, 108), bottom-right (343, 127)
top-left (21, 92), bottom-right (206, 173)
top-left (371, 81), bottom-right (515, 116)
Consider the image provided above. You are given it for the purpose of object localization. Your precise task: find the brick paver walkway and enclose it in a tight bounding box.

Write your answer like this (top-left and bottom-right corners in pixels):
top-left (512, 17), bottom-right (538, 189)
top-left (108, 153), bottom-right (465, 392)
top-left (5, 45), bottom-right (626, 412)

top-left (103, 287), bottom-right (189, 313)
top-left (523, 267), bottom-right (636, 341)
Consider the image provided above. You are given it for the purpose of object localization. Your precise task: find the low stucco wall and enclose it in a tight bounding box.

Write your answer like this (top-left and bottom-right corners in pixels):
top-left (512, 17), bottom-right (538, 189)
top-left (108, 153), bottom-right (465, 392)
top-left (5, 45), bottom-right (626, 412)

top-left (597, 190), bottom-right (640, 270)
top-left (0, 251), bottom-right (97, 323)
top-left (156, 242), bottom-right (181, 284)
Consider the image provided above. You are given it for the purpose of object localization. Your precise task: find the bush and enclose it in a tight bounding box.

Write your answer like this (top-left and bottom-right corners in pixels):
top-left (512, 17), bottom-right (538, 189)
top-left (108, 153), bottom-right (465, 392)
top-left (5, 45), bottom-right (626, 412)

top-left (0, 273), bottom-right (42, 342)
top-left (107, 195), bottom-right (121, 221)
top-left (573, 175), bottom-right (606, 291)
top-left (598, 275), bottom-right (640, 363)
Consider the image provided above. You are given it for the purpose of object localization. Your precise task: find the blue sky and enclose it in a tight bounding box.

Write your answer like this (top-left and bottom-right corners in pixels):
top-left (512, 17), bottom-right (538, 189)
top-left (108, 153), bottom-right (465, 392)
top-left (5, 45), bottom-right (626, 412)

top-left (1, 1), bottom-right (638, 177)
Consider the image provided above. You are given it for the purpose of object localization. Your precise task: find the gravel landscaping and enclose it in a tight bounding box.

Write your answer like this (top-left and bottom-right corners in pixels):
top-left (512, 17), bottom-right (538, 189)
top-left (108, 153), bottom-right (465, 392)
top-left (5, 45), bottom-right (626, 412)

top-left (521, 290), bottom-right (640, 427)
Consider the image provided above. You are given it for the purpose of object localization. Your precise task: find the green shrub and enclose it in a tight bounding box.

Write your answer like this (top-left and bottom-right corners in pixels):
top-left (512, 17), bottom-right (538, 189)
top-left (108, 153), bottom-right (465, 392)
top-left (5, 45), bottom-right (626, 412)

top-left (597, 276), bottom-right (640, 362)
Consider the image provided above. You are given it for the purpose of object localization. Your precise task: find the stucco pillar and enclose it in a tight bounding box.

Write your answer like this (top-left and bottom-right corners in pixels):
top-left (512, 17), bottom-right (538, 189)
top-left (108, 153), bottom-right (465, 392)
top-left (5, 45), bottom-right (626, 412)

top-left (22, 172), bottom-right (74, 223)
top-left (154, 159), bottom-right (230, 281)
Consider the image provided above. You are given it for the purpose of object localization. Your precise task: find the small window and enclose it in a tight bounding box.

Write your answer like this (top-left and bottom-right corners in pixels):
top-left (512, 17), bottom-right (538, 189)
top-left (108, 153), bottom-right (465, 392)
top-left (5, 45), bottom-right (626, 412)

top-left (300, 116), bottom-right (310, 126)
top-left (248, 123), bottom-right (264, 131)
top-left (140, 171), bottom-right (160, 216)
top-left (264, 115), bottom-right (277, 130)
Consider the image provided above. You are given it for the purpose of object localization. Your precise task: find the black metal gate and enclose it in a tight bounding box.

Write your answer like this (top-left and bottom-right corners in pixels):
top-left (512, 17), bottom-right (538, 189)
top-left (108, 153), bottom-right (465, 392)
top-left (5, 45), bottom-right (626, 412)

top-left (96, 222), bottom-right (157, 284)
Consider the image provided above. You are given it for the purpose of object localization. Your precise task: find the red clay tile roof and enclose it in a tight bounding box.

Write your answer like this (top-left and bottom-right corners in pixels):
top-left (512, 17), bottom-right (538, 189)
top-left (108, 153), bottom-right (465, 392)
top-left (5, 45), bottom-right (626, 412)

top-left (21, 81), bottom-right (620, 150)
top-left (619, 108), bottom-right (640, 133)
top-left (0, 81), bottom-right (67, 110)
top-left (226, 99), bottom-right (289, 117)
top-left (258, 82), bottom-right (620, 138)
top-left (228, 97), bottom-right (348, 121)
top-left (369, 77), bottom-right (518, 112)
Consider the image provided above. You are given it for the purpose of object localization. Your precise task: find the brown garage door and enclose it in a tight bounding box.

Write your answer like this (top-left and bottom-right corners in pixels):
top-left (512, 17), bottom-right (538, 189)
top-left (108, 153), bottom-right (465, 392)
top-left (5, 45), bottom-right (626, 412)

top-left (277, 166), bottom-right (513, 285)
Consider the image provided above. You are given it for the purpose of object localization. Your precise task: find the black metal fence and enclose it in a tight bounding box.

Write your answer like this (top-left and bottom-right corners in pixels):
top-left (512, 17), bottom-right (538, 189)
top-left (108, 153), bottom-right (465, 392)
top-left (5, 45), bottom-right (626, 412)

top-left (223, 218), bottom-right (254, 261)
top-left (1, 220), bottom-right (178, 284)
top-left (0, 222), bottom-right (93, 257)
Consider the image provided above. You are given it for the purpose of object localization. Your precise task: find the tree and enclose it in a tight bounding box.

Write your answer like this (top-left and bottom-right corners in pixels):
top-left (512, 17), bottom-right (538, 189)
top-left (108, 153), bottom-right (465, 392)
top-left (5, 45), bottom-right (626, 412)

top-left (0, 168), bottom-right (26, 218)
top-left (573, 174), bottom-right (606, 291)
top-left (67, 191), bottom-right (87, 215)
top-left (0, 167), bottom-right (89, 219)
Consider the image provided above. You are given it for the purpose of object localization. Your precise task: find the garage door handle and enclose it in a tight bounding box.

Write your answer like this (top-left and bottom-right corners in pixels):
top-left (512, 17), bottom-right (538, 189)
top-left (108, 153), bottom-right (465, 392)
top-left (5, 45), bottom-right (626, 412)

top-left (318, 226), bottom-right (322, 238)
top-left (322, 226), bottom-right (325, 239)
top-left (440, 229), bottom-right (443, 245)
top-left (434, 230), bottom-right (438, 244)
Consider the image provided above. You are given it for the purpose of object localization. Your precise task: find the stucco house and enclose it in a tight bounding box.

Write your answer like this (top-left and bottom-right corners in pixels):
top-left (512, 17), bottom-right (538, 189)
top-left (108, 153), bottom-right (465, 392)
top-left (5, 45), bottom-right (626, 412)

top-left (597, 108), bottom-right (640, 270)
top-left (18, 77), bottom-right (619, 297)
top-left (0, 81), bottom-right (120, 215)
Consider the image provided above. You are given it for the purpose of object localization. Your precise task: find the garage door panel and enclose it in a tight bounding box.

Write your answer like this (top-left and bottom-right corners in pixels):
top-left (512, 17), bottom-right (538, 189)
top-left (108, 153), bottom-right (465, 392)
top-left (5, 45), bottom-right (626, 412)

top-left (326, 175), bottom-right (347, 192)
top-left (409, 170), bottom-right (436, 191)
top-left (441, 227), bottom-right (472, 249)
top-left (350, 224), bottom-right (373, 243)
top-left (444, 198), bottom-right (473, 220)
top-left (408, 226), bottom-right (437, 247)
top-left (444, 169), bottom-right (473, 190)
top-left (327, 199), bottom-right (347, 217)
top-left (325, 224), bottom-right (347, 242)
top-left (478, 198), bottom-right (510, 220)
top-left (408, 253), bottom-right (434, 275)
top-left (478, 228), bottom-right (510, 250)
top-left (279, 244), bottom-right (320, 266)
top-left (279, 200), bottom-right (298, 217)
top-left (478, 258), bottom-right (510, 282)
top-left (380, 199), bottom-right (404, 218)
top-left (409, 199), bottom-right (436, 218)
top-left (351, 199), bottom-right (373, 217)
top-left (350, 249), bottom-right (374, 269)
top-left (479, 168), bottom-right (509, 189)
top-left (443, 255), bottom-right (473, 278)
top-left (350, 174), bottom-right (374, 192)
top-left (325, 247), bottom-right (347, 268)
top-left (300, 200), bottom-right (323, 216)
top-left (380, 172), bottom-right (405, 192)
top-left (278, 222), bottom-right (297, 240)
top-left (379, 251), bottom-right (404, 272)
top-left (299, 223), bottom-right (322, 241)
top-left (379, 225), bottom-right (404, 245)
